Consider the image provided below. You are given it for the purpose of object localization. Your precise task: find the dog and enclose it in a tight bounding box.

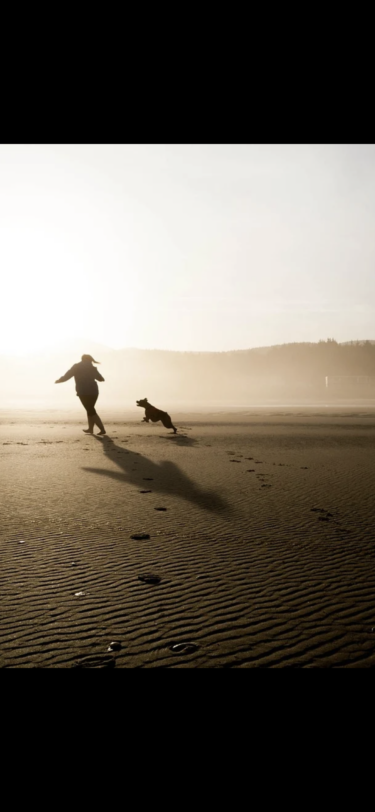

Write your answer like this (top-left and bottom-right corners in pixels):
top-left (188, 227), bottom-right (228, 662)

top-left (136, 398), bottom-right (177, 433)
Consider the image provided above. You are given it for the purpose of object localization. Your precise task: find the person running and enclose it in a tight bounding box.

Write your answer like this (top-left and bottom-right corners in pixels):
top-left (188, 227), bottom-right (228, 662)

top-left (55, 354), bottom-right (106, 435)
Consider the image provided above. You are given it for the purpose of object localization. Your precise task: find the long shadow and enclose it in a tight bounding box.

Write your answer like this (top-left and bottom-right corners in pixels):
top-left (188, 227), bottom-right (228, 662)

top-left (81, 437), bottom-right (232, 516)
top-left (158, 434), bottom-right (198, 447)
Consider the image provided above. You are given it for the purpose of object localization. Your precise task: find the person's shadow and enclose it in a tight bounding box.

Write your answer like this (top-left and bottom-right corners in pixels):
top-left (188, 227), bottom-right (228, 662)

top-left (81, 437), bottom-right (231, 516)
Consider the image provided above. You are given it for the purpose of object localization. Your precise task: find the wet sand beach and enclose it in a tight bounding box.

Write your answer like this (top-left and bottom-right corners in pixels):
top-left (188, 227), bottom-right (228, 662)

top-left (1, 408), bottom-right (375, 668)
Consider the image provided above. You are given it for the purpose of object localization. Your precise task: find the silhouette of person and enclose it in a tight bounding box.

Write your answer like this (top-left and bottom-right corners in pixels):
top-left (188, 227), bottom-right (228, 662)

top-left (55, 354), bottom-right (106, 435)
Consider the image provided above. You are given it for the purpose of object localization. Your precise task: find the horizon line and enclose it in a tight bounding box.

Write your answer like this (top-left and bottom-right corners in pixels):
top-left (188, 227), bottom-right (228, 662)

top-left (1, 337), bottom-right (375, 359)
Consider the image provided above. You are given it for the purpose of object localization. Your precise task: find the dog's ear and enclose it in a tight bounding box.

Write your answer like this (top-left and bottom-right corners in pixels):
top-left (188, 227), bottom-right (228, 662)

top-left (144, 398), bottom-right (148, 402)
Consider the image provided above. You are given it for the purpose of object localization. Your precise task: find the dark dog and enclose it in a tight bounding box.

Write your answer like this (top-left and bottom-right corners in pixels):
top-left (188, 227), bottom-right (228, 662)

top-left (136, 398), bottom-right (177, 433)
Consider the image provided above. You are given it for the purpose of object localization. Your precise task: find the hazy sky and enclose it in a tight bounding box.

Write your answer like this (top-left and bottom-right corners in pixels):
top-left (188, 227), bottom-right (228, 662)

top-left (1, 144), bottom-right (374, 355)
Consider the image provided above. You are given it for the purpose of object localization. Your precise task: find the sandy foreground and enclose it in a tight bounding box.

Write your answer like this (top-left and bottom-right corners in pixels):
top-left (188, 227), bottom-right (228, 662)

top-left (1, 407), bottom-right (375, 668)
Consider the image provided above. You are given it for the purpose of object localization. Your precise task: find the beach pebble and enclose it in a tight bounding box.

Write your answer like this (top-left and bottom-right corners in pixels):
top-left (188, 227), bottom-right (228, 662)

top-left (107, 641), bottom-right (121, 652)
top-left (75, 591), bottom-right (85, 596)
top-left (130, 533), bottom-right (150, 540)
top-left (138, 574), bottom-right (161, 585)
top-left (140, 490), bottom-right (152, 493)
top-left (154, 507), bottom-right (167, 511)
top-left (170, 643), bottom-right (198, 655)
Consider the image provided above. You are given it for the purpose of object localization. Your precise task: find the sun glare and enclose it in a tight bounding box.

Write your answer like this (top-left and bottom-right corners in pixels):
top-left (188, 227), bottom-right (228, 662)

top-left (1, 221), bottom-right (96, 356)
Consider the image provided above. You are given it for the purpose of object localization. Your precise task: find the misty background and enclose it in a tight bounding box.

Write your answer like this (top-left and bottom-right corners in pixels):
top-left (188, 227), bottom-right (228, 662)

top-left (1, 339), bottom-right (375, 409)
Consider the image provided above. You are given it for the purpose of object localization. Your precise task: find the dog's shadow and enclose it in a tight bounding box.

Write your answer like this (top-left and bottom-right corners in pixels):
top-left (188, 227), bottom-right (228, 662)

top-left (158, 434), bottom-right (197, 446)
top-left (82, 437), bottom-right (231, 516)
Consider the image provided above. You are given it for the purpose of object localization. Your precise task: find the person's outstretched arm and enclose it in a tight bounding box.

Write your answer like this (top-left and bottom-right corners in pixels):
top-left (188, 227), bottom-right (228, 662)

top-left (94, 369), bottom-right (105, 382)
top-left (55, 367), bottom-right (75, 384)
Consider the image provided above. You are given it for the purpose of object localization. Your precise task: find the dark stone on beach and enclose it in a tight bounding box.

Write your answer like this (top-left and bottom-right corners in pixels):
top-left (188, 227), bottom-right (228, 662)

top-left (138, 574), bottom-right (161, 585)
top-left (170, 642), bottom-right (198, 655)
top-left (140, 490), bottom-right (152, 493)
top-left (107, 641), bottom-right (121, 652)
top-left (131, 532), bottom-right (150, 540)
top-left (155, 507), bottom-right (167, 511)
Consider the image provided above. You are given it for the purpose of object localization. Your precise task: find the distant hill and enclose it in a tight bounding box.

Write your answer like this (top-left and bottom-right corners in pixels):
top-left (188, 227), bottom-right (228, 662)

top-left (1, 339), bottom-right (375, 407)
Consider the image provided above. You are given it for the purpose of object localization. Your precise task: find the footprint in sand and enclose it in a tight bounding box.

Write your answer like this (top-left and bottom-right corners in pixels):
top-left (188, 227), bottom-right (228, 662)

top-left (229, 459), bottom-right (242, 463)
top-left (138, 574), bottom-right (161, 585)
top-left (311, 508), bottom-right (333, 517)
top-left (301, 466), bottom-right (309, 469)
top-left (170, 643), bottom-right (198, 654)
top-left (311, 508), bottom-right (334, 524)
top-left (73, 655), bottom-right (115, 669)
top-left (130, 533), bottom-right (150, 540)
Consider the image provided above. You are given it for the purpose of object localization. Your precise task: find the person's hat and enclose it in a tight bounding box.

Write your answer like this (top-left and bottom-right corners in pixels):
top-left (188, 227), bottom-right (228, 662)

top-left (81, 354), bottom-right (100, 363)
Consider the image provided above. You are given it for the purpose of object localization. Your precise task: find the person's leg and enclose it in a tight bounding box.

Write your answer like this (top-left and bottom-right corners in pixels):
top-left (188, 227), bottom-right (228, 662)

top-left (79, 396), bottom-right (95, 434)
top-left (83, 414), bottom-right (95, 434)
top-left (93, 408), bottom-right (106, 434)
top-left (88, 394), bottom-right (106, 435)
